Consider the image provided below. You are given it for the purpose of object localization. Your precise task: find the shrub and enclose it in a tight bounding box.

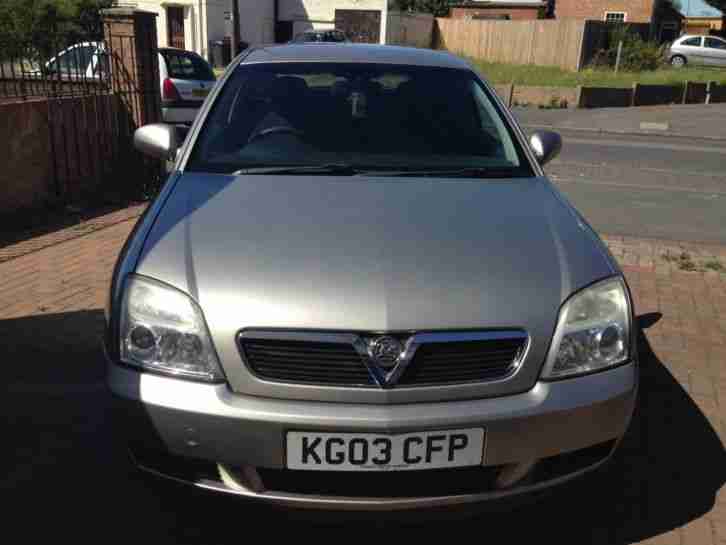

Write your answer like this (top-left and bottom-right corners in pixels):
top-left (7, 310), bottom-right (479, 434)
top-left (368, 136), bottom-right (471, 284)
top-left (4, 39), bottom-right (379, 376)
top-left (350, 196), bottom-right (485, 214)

top-left (589, 24), bottom-right (666, 72)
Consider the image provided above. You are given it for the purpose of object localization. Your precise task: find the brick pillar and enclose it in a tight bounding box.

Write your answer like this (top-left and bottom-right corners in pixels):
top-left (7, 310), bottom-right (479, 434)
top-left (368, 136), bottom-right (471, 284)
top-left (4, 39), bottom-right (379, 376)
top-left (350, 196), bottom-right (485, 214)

top-left (101, 8), bottom-right (161, 128)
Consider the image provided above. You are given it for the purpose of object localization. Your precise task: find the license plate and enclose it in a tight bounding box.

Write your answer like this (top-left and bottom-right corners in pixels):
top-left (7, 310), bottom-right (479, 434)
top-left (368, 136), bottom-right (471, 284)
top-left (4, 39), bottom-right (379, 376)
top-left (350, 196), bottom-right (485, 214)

top-left (286, 429), bottom-right (485, 472)
top-left (192, 88), bottom-right (209, 97)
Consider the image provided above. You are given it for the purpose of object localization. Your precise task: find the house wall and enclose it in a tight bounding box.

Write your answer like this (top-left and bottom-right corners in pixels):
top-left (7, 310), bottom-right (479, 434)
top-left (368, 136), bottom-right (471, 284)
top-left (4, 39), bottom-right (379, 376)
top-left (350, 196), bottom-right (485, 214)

top-left (555, 0), bottom-right (657, 23)
top-left (120, 0), bottom-right (263, 59)
top-left (236, 1), bottom-right (275, 45)
top-left (684, 16), bottom-right (724, 31)
top-left (450, 6), bottom-right (542, 20)
top-left (278, 0), bottom-right (389, 43)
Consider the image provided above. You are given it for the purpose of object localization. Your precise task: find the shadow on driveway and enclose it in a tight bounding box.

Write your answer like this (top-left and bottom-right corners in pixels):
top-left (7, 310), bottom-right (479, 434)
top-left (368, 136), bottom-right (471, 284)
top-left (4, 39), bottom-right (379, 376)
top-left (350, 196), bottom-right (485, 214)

top-left (2, 311), bottom-right (724, 543)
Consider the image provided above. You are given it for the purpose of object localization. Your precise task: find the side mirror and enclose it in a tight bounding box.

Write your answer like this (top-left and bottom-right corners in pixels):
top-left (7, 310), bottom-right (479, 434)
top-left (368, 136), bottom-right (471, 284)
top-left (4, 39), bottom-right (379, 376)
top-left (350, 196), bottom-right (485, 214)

top-left (134, 123), bottom-right (178, 161)
top-left (529, 130), bottom-right (562, 166)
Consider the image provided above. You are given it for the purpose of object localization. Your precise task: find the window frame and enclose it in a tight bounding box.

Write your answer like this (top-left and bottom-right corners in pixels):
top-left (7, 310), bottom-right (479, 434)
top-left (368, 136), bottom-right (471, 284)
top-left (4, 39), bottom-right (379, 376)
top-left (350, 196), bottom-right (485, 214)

top-left (604, 11), bottom-right (628, 23)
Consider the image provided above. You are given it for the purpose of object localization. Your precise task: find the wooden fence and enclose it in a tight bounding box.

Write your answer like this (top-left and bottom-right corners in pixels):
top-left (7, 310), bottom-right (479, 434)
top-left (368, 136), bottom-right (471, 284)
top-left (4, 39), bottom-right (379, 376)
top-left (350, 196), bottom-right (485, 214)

top-left (435, 18), bottom-right (587, 71)
top-left (434, 19), bottom-right (655, 72)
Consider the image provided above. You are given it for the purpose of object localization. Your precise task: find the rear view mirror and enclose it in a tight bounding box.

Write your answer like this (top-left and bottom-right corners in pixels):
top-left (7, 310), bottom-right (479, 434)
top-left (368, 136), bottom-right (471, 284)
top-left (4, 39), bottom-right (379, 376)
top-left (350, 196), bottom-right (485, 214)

top-left (529, 130), bottom-right (562, 166)
top-left (134, 123), bottom-right (178, 161)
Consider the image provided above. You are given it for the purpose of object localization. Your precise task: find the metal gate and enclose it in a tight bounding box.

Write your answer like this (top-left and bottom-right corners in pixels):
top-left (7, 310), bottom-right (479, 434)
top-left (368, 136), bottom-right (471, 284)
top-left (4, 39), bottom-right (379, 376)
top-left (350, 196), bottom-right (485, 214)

top-left (0, 23), bottom-right (161, 207)
top-left (335, 9), bottom-right (382, 44)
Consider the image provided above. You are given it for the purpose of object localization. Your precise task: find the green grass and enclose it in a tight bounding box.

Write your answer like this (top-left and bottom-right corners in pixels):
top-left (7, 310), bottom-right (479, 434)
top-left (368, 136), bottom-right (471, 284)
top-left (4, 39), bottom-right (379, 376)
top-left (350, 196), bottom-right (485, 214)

top-left (471, 60), bottom-right (726, 88)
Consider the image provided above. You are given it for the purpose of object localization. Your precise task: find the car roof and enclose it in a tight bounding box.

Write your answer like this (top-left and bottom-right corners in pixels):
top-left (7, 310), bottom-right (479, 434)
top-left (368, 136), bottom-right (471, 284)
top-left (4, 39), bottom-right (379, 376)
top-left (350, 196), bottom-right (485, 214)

top-left (159, 47), bottom-right (200, 55)
top-left (242, 44), bottom-right (470, 69)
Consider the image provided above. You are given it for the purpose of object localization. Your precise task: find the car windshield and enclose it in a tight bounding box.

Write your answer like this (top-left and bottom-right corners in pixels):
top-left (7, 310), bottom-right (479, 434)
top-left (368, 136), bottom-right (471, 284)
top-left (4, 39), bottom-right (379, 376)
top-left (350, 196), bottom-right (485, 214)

top-left (187, 63), bottom-right (533, 176)
top-left (162, 50), bottom-right (215, 81)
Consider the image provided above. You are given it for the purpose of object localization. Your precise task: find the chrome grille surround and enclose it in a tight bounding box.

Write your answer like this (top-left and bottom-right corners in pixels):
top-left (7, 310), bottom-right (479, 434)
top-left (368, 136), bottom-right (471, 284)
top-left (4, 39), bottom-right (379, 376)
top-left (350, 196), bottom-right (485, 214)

top-left (238, 330), bottom-right (529, 389)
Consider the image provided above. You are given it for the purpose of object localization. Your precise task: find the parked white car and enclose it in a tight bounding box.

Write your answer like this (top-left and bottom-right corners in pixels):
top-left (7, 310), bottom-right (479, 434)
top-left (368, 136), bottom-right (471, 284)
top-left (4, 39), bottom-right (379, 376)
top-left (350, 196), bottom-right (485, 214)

top-left (667, 34), bottom-right (726, 67)
top-left (37, 41), bottom-right (107, 80)
top-left (39, 43), bottom-right (215, 123)
top-left (158, 47), bottom-right (216, 124)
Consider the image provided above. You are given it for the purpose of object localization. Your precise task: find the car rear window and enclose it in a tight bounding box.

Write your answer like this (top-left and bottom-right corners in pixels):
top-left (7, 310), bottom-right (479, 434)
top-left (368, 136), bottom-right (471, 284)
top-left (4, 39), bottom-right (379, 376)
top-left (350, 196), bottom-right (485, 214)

top-left (162, 51), bottom-right (215, 81)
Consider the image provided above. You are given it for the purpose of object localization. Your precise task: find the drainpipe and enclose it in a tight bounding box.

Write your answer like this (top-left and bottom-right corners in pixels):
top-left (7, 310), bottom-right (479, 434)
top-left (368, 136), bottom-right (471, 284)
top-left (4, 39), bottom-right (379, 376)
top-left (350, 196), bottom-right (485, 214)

top-left (273, 0), bottom-right (279, 43)
top-left (232, 0), bottom-right (241, 56)
top-left (198, 0), bottom-right (205, 59)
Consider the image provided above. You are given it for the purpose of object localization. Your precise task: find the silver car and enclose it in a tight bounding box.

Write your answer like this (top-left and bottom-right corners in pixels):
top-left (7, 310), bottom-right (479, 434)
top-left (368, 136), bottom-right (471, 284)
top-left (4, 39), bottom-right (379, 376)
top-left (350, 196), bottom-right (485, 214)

top-left (107, 44), bottom-right (637, 510)
top-left (668, 34), bottom-right (726, 67)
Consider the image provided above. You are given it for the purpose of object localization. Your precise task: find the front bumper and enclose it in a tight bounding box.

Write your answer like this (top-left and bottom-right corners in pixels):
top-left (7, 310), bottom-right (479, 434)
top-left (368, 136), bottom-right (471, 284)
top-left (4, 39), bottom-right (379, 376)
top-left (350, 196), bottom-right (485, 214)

top-left (108, 362), bottom-right (637, 509)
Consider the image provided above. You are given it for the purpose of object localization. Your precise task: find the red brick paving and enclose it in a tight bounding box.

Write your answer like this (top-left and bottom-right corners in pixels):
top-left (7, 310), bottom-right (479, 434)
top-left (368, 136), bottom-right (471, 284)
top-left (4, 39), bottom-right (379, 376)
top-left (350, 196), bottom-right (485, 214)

top-left (0, 203), bottom-right (146, 264)
top-left (0, 207), bottom-right (724, 542)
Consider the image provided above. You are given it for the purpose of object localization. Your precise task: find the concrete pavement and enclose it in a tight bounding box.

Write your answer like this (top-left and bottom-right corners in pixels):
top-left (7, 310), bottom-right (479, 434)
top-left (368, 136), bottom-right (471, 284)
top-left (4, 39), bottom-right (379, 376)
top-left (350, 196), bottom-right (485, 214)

top-left (513, 106), bottom-right (726, 244)
top-left (514, 103), bottom-right (726, 140)
top-left (1, 206), bottom-right (725, 543)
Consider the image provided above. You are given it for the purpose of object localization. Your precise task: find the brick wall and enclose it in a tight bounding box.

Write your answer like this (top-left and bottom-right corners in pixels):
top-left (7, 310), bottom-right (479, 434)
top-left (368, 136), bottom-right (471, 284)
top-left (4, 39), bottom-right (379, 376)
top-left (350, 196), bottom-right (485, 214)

top-left (555, 0), bottom-right (656, 23)
top-left (450, 6), bottom-right (541, 20)
top-left (0, 100), bottom-right (53, 213)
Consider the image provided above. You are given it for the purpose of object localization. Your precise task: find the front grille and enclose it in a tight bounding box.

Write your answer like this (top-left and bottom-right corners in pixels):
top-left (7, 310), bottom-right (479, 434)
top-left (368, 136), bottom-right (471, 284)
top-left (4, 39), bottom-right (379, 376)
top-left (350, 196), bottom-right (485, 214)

top-left (239, 331), bottom-right (527, 388)
top-left (257, 466), bottom-right (503, 498)
top-left (241, 338), bottom-right (375, 387)
top-left (398, 338), bottom-right (525, 386)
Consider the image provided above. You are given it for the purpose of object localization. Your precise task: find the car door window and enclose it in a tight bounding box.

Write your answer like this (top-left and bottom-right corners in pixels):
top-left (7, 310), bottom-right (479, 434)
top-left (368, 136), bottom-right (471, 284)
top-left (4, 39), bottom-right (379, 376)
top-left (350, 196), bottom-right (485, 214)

top-left (705, 37), bottom-right (726, 50)
top-left (681, 37), bottom-right (702, 47)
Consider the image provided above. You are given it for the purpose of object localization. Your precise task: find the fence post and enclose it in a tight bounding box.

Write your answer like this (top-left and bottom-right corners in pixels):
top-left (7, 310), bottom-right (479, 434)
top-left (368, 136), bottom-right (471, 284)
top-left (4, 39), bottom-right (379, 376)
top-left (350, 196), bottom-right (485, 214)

top-left (706, 81), bottom-right (714, 105)
top-left (576, 85), bottom-right (584, 108)
top-left (614, 40), bottom-right (623, 74)
top-left (101, 7), bottom-right (161, 129)
top-left (682, 81), bottom-right (689, 104)
top-left (631, 83), bottom-right (639, 107)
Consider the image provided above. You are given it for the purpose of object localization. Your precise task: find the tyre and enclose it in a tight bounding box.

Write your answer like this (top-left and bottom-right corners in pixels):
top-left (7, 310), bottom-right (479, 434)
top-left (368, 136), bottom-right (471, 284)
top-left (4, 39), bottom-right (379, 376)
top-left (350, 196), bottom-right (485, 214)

top-left (670, 55), bottom-right (686, 67)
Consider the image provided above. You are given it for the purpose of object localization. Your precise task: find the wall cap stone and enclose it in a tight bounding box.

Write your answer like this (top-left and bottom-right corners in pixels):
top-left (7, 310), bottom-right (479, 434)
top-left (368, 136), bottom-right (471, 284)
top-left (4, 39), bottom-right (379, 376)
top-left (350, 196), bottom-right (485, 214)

top-left (101, 7), bottom-right (158, 18)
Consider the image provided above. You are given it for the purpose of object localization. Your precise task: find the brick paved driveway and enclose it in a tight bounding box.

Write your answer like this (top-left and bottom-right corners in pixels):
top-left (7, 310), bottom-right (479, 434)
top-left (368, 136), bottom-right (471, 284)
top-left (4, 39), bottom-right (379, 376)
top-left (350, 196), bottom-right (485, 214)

top-left (2, 209), bottom-right (725, 544)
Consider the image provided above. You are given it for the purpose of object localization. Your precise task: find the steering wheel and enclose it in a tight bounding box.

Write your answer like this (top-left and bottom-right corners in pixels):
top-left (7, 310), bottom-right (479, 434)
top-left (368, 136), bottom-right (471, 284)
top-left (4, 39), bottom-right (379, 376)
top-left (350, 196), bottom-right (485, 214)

top-left (247, 125), bottom-right (303, 144)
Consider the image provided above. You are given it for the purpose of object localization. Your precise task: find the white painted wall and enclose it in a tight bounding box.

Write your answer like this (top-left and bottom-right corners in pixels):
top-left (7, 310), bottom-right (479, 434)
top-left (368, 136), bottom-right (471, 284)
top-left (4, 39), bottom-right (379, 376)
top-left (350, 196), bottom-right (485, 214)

top-left (119, 0), bottom-right (237, 59)
top-left (278, 0), bottom-right (388, 43)
top-left (237, 0), bottom-right (275, 46)
top-left (119, 0), bottom-right (390, 56)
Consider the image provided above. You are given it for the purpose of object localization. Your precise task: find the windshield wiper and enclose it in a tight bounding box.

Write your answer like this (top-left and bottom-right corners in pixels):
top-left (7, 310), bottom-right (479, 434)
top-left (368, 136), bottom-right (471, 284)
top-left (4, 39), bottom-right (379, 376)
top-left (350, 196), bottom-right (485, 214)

top-left (233, 163), bottom-right (360, 176)
top-left (361, 167), bottom-right (519, 178)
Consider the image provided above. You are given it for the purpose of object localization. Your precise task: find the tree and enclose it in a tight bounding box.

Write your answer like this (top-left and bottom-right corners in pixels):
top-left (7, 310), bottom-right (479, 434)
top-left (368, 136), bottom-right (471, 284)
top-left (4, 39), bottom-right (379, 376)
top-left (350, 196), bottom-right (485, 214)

top-left (0, 0), bottom-right (112, 44)
top-left (389, 0), bottom-right (453, 17)
top-left (696, 0), bottom-right (726, 12)
top-left (661, 0), bottom-right (726, 14)
top-left (0, 0), bottom-right (112, 62)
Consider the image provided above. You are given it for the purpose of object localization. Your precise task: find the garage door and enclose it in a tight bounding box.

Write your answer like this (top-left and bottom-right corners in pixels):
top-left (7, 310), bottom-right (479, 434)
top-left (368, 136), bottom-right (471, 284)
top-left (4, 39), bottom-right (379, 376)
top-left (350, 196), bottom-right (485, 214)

top-left (335, 9), bottom-right (381, 44)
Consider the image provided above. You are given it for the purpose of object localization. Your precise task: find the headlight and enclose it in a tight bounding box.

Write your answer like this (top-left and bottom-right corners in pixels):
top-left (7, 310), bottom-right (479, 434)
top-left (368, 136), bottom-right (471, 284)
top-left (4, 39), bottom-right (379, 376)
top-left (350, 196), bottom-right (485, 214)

top-left (119, 274), bottom-right (225, 382)
top-left (541, 277), bottom-right (631, 380)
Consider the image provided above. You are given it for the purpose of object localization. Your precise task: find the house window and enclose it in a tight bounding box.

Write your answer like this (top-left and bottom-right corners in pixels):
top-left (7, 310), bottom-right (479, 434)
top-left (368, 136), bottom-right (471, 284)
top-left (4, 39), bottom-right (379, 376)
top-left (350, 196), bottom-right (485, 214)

top-left (604, 12), bottom-right (627, 23)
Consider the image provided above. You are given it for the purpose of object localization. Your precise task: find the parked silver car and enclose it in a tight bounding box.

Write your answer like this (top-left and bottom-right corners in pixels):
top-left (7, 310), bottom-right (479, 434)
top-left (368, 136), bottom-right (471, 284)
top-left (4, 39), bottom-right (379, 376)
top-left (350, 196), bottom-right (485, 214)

top-left (668, 34), bottom-right (726, 67)
top-left (108, 44), bottom-right (638, 510)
